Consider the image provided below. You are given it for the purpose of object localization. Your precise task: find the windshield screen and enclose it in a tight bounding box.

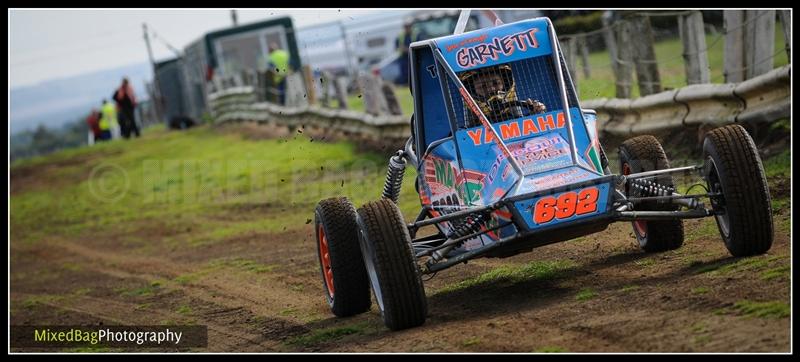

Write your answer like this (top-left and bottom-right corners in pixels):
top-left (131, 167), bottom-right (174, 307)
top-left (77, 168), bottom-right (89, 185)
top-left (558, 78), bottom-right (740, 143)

top-left (444, 55), bottom-right (577, 130)
top-left (444, 52), bottom-right (587, 176)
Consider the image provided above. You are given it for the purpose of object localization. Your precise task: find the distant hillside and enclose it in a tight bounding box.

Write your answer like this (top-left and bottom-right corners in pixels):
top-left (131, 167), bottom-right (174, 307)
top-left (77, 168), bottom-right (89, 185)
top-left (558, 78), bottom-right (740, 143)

top-left (10, 62), bottom-right (153, 134)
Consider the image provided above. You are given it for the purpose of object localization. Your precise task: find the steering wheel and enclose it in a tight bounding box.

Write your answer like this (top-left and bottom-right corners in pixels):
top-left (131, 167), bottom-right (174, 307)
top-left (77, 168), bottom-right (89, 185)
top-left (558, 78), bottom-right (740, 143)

top-left (499, 99), bottom-right (547, 115)
top-left (503, 100), bottom-right (535, 108)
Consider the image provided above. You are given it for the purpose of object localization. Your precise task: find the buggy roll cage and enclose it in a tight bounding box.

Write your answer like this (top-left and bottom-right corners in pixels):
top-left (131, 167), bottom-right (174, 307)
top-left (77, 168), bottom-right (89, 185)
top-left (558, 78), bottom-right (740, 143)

top-left (409, 13), bottom-right (599, 178)
top-left (387, 11), bottom-right (721, 273)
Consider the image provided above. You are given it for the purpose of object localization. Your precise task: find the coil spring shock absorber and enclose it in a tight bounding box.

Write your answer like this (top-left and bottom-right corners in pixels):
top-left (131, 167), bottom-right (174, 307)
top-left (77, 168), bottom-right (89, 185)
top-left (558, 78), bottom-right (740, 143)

top-left (382, 150), bottom-right (406, 203)
top-left (431, 213), bottom-right (489, 262)
top-left (447, 213), bottom-right (488, 239)
top-left (628, 178), bottom-right (675, 199)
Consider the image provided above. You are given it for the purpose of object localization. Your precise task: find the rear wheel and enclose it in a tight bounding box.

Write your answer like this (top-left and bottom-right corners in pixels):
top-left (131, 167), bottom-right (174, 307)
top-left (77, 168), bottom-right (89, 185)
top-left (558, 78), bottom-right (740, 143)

top-left (703, 124), bottom-right (773, 256)
top-left (314, 197), bottom-right (371, 317)
top-left (619, 135), bottom-right (685, 252)
top-left (357, 199), bottom-right (427, 331)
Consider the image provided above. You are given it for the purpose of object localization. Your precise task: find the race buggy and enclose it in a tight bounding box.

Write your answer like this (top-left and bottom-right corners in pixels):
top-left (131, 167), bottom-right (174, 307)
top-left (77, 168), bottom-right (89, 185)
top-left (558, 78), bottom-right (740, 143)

top-left (314, 12), bottom-right (774, 331)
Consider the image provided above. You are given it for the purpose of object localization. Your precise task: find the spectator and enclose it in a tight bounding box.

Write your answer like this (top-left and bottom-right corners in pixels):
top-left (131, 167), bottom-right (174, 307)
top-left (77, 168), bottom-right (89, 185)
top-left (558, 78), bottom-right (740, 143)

top-left (266, 43), bottom-right (290, 105)
top-left (395, 22), bottom-right (419, 85)
top-left (86, 108), bottom-right (102, 144)
top-left (113, 77), bottom-right (140, 139)
top-left (98, 99), bottom-right (117, 141)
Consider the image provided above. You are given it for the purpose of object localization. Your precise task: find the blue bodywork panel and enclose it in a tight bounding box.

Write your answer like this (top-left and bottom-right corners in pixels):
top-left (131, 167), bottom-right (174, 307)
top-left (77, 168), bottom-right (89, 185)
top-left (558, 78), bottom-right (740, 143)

top-left (513, 178), bottom-right (613, 230)
top-left (453, 107), bottom-right (603, 205)
top-left (435, 18), bottom-right (553, 72)
top-left (409, 17), bottom-right (611, 255)
top-left (413, 46), bottom-right (452, 152)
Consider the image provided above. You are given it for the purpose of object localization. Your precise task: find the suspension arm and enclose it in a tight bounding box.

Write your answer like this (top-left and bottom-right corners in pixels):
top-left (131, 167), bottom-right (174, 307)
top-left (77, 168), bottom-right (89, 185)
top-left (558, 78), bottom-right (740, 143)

top-left (621, 165), bottom-right (702, 181)
top-left (614, 209), bottom-right (713, 221)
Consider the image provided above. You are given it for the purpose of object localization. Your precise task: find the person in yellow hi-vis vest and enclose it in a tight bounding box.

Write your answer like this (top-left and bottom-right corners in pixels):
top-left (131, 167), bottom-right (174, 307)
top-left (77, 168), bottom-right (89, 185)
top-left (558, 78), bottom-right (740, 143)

top-left (266, 43), bottom-right (289, 105)
top-left (98, 99), bottom-right (119, 141)
top-left (395, 22), bottom-right (419, 86)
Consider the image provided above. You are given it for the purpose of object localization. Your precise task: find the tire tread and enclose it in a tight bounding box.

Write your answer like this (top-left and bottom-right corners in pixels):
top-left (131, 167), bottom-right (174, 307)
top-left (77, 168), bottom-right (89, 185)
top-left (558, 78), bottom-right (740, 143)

top-left (619, 135), bottom-right (685, 252)
top-left (358, 199), bottom-right (427, 330)
top-left (316, 197), bottom-right (371, 317)
top-left (703, 125), bottom-right (773, 256)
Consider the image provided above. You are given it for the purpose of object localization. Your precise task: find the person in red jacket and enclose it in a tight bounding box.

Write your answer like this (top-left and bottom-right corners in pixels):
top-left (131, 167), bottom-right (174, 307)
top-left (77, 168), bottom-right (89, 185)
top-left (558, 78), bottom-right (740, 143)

top-left (112, 77), bottom-right (140, 139)
top-left (86, 107), bottom-right (102, 143)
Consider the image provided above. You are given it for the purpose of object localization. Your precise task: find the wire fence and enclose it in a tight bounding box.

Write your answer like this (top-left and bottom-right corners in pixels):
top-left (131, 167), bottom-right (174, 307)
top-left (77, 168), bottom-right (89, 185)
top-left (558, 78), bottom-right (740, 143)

top-left (554, 10), bottom-right (789, 99)
top-left (208, 10), bottom-right (790, 107)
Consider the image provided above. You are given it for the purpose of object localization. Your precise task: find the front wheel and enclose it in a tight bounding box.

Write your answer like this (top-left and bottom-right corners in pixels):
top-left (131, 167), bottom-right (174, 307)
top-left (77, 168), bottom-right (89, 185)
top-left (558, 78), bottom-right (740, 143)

top-left (315, 197), bottom-right (371, 317)
top-left (357, 199), bottom-right (427, 331)
top-left (619, 135), bottom-right (685, 252)
top-left (703, 124), bottom-right (773, 256)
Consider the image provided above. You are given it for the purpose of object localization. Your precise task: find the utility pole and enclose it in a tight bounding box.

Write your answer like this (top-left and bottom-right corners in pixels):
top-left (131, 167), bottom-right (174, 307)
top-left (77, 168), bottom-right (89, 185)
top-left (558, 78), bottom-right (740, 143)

top-left (231, 9), bottom-right (238, 26)
top-left (143, 23), bottom-right (164, 125)
top-left (339, 21), bottom-right (356, 78)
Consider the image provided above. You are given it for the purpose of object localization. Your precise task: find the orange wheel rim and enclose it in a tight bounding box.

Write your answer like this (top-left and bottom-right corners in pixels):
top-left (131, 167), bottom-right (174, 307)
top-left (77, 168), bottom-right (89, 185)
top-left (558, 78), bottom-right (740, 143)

top-left (318, 224), bottom-right (334, 298)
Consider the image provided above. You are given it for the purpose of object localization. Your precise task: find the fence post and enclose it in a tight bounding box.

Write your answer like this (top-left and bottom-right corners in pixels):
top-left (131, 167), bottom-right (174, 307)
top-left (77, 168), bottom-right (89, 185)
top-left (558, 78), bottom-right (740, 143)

top-left (562, 37), bottom-right (579, 92)
top-left (614, 20), bottom-right (634, 99)
top-left (358, 72), bottom-right (389, 116)
top-left (259, 71), bottom-right (278, 103)
top-left (242, 69), bottom-right (257, 87)
top-left (255, 71), bottom-right (265, 102)
top-left (778, 10), bottom-right (791, 59)
top-left (302, 65), bottom-right (316, 105)
top-left (679, 11), bottom-right (711, 84)
top-left (239, 70), bottom-right (247, 86)
top-left (285, 73), bottom-right (308, 108)
top-left (630, 15), bottom-right (661, 96)
top-left (726, 10), bottom-right (777, 82)
top-left (334, 76), bottom-right (349, 110)
top-left (320, 71), bottom-right (331, 108)
top-left (602, 11), bottom-right (620, 75)
top-left (745, 10), bottom-right (776, 80)
top-left (212, 76), bottom-right (224, 94)
top-left (382, 83), bottom-right (403, 116)
top-left (373, 76), bottom-right (393, 115)
top-left (724, 10), bottom-right (745, 83)
top-left (578, 35), bottom-right (591, 79)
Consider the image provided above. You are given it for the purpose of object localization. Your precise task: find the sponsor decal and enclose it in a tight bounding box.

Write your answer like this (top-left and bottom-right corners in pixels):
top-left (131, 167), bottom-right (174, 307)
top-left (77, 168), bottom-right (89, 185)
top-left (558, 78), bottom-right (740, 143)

top-left (424, 155), bottom-right (486, 205)
top-left (524, 168), bottom-right (595, 192)
top-left (466, 112), bottom-right (567, 146)
top-left (453, 28), bottom-right (540, 69)
top-left (509, 136), bottom-right (570, 169)
top-left (501, 164), bottom-right (512, 181)
top-left (532, 186), bottom-right (600, 224)
top-left (445, 34), bottom-right (489, 52)
top-left (487, 155), bottom-right (503, 184)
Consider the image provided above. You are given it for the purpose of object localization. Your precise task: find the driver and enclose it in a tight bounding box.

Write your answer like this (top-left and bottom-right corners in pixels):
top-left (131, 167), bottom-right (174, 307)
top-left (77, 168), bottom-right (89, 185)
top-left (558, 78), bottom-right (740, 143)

top-left (460, 64), bottom-right (547, 127)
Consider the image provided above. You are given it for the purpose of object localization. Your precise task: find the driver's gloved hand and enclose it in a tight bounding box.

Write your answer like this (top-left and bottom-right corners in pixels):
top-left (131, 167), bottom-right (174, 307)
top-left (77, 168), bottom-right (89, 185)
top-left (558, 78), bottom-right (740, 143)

top-left (485, 95), bottom-right (507, 123)
top-left (524, 99), bottom-right (547, 114)
top-left (488, 98), bottom-right (504, 112)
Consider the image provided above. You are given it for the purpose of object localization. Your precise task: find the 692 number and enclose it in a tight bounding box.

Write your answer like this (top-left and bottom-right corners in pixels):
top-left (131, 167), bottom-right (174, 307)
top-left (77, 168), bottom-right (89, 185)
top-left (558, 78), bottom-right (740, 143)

top-left (533, 187), bottom-right (600, 224)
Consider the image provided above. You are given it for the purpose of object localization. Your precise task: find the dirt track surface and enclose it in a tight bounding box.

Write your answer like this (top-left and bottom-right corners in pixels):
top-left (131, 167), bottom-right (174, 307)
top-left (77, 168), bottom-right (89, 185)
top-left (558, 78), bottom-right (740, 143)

top-left (11, 219), bottom-right (791, 352)
top-left (10, 128), bottom-right (791, 353)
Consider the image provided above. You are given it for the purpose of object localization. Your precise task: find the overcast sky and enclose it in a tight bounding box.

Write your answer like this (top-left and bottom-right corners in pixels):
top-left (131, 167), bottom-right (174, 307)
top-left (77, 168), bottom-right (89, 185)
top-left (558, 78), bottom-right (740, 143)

top-left (9, 8), bottom-right (398, 89)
